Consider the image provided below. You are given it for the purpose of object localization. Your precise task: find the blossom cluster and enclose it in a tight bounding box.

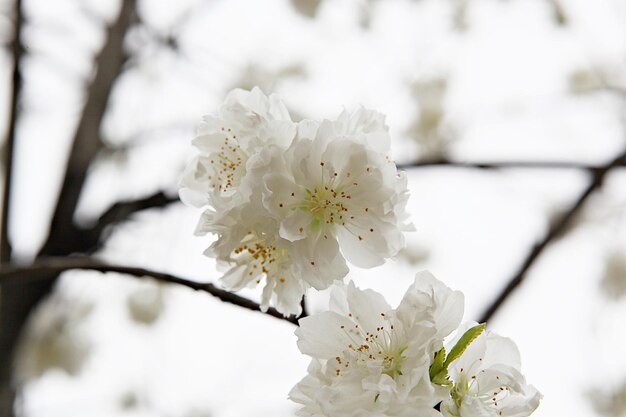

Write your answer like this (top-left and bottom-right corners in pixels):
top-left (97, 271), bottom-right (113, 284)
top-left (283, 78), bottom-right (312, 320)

top-left (180, 87), bottom-right (411, 316)
top-left (180, 88), bottom-right (541, 417)
top-left (290, 272), bottom-right (542, 417)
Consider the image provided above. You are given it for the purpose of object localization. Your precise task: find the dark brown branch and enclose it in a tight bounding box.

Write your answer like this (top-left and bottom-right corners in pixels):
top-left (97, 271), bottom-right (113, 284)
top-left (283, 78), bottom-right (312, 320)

top-left (40, 0), bottom-right (137, 256)
top-left (0, 257), bottom-right (299, 326)
top-left (298, 296), bottom-right (308, 320)
top-left (479, 148), bottom-right (626, 323)
top-left (1, 0), bottom-right (23, 263)
top-left (78, 191), bottom-right (180, 252)
top-left (0, 2), bottom-right (23, 413)
top-left (397, 159), bottom-right (626, 172)
top-left (0, 4), bottom-right (138, 415)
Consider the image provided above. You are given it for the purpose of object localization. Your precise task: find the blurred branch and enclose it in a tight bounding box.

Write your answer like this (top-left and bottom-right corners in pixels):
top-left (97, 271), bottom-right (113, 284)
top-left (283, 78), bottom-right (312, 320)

top-left (40, 0), bottom-right (137, 256)
top-left (1, 0), bottom-right (23, 263)
top-left (548, 0), bottom-right (567, 26)
top-left (606, 85), bottom-right (626, 101)
top-left (479, 147), bottom-right (626, 323)
top-left (0, 3), bottom-right (137, 415)
top-left (397, 159), bottom-right (626, 171)
top-left (0, 1), bottom-right (23, 412)
top-left (0, 257), bottom-right (300, 326)
top-left (85, 191), bottom-right (180, 246)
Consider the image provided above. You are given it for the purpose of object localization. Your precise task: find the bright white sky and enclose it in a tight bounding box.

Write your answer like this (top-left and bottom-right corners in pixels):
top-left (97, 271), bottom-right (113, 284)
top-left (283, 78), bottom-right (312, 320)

top-left (2, 0), bottom-right (626, 416)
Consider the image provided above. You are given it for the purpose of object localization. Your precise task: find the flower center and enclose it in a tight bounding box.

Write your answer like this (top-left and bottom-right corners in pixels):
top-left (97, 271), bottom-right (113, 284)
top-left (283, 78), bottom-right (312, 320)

top-left (232, 232), bottom-right (290, 284)
top-left (453, 369), bottom-right (511, 411)
top-left (208, 128), bottom-right (247, 194)
top-left (333, 314), bottom-right (407, 379)
top-left (301, 182), bottom-right (351, 230)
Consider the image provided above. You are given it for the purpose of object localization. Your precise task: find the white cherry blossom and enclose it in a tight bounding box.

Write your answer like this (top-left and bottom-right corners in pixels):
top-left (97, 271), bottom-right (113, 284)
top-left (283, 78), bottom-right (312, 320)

top-left (290, 271), bottom-right (463, 416)
top-left (180, 91), bottom-right (413, 316)
top-left (441, 326), bottom-right (541, 417)
top-left (199, 201), bottom-right (348, 316)
top-left (179, 87), bottom-right (296, 208)
top-left (263, 107), bottom-right (412, 269)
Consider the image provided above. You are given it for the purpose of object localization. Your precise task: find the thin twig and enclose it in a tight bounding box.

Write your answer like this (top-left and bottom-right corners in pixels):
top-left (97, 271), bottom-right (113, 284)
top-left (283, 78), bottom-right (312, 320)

top-left (0, 257), bottom-right (300, 326)
top-left (397, 159), bottom-right (626, 172)
top-left (0, 0), bottom-right (23, 263)
top-left (479, 148), bottom-right (626, 323)
top-left (80, 191), bottom-right (180, 252)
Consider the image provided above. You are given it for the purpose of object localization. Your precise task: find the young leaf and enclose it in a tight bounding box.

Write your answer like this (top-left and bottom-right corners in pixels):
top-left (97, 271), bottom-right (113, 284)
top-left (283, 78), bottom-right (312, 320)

top-left (430, 347), bottom-right (453, 386)
top-left (429, 347), bottom-right (447, 381)
top-left (443, 323), bottom-right (486, 369)
top-left (432, 371), bottom-right (453, 387)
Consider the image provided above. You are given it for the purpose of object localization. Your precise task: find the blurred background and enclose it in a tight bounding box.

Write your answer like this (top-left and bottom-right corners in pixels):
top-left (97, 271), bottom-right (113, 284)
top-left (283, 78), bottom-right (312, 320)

top-left (0, 0), bottom-right (625, 416)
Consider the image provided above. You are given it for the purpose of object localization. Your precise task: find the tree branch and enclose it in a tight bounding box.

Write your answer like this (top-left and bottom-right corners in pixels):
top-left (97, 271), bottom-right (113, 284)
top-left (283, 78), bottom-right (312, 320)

top-left (78, 191), bottom-right (180, 253)
top-left (479, 148), bottom-right (626, 323)
top-left (40, 0), bottom-right (137, 256)
top-left (1, 0), bottom-right (23, 263)
top-left (397, 159), bottom-right (626, 172)
top-left (0, 3), bottom-right (138, 415)
top-left (0, 2), bottom-right (23, 412)
top-left (0, 257), bottom-right (299, 326)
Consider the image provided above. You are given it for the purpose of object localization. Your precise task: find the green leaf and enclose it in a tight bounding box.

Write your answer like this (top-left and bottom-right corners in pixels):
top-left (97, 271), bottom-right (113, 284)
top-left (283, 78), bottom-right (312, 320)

top-left (443, 323), bottom-right (486, 369)
top-left (432, 371), bottom-right (453, 387)
top-left (429, 347), bottom-right (447, 381)
top-left (430, 347), bottom-right (453, 386)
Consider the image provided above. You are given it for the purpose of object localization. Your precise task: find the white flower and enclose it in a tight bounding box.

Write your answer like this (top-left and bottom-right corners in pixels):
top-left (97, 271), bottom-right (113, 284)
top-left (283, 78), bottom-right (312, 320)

top-left (126, 281), bottom-right (165, 325)
top-left (14, 294), bottom-right (92, 383)
top-left (601, 251), bottom-right (626, 300)
top-left (290, 271), bottom-right (463, 416)
top-left (262, 107), bottom-right (412, 269)
top-left (200, 201), bottom-right (348, 316)
top-left (179, 87), bottom-right (296, 208)
top-left (441, 326), bottom-right (541, 417)
top-left (180, 92), bottom-right (414, 316)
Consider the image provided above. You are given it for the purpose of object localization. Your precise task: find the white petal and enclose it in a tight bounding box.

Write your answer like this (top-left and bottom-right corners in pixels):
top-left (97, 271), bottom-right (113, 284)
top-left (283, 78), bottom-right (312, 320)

top-left (336, 226), bottom-right (386, 268)
top-left (291, 237), bottom-right (348, 290)
top-left (272, 274), bottom-right (306, 316)
top-left (219, 264), bottom-right (251, 291)
top-left (297, 119), bottom-right (321, 140)
top-left (280, 209), bottom-right (310, 241)
top-left (262, 173), bottom-right (303, 220)
top-left (345, 281), bottom-right (392, 334)
top-left (412, 271), bottom-right (464, 339)
top-left (296, 312), bottom-right (356, 359)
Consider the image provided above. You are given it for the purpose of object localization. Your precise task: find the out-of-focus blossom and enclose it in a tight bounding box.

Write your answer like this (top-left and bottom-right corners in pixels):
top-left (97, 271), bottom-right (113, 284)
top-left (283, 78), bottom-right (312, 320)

top-left (126, 281), bottom-right (166, 325)
top-left (601, 251), bottom-right (626, 301)
top-left (290, 0), bottom-right (322, 18)
top-left (14, 294), bottom-right (92, 383)
top-left (568, 68), bottom-right (607, 94)
top-left (588, 380), bottom-right (626, 417)
top-left (408, 77), bottom-right (451, 161)
top-left (232, 63), bottom-right (307, 99)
